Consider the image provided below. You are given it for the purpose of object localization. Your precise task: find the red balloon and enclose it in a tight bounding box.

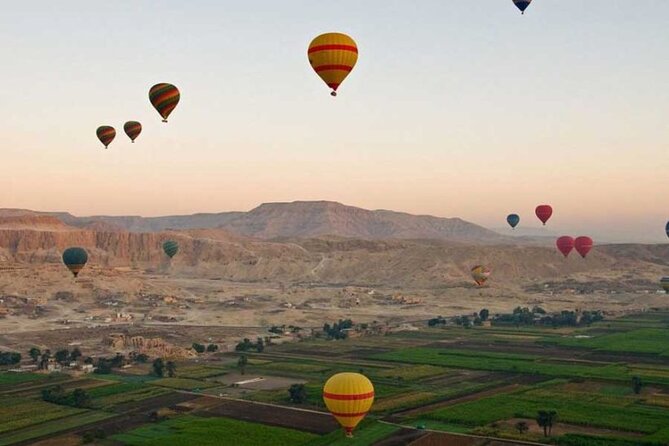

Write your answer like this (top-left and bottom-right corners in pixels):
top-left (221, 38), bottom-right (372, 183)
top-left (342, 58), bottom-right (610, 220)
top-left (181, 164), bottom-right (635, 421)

top-left (574, 236), bottom-right (593, 258)
top-left (556, 236), bottom-right (575, 258)
top-left (535, 205), bottom-right (553, 225)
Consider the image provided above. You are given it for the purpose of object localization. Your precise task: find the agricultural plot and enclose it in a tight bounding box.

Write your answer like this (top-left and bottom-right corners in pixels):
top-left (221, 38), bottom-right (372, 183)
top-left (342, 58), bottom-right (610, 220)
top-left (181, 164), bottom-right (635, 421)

top-left (373, 380), bottom-right (505, 414)
top-left (373, 347), bottom-right (669, 385)
top-left (113, 414), bottom-right (318, 446)
top-left (0, 372), bottom-right (47, 387)
top-left (0, 398), bottom-right (85, 434)
top-left (175, 365), bottom-right (227, 379)
top-left (551, 328), bottom-right (669, 356)
top-left (150, 377), bottom-right (217, 391)
top-left (372, 364), bottom-right (449, 381)
top-left (0, 410), bottom-right (114, 446)
top-left (89, 383), bottom-right (170, 410)
top-left (304, 420), bottom-right (400, 446)
top-left (253, 361), bottom-right (332, 374)
top-left (420, 382), bottom-right (669, 442)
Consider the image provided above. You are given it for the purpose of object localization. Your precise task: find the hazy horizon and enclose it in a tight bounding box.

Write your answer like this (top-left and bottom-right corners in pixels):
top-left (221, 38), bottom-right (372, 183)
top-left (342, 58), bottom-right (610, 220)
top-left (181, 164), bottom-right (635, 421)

top-left (1, 1), bottom-right (667, 243)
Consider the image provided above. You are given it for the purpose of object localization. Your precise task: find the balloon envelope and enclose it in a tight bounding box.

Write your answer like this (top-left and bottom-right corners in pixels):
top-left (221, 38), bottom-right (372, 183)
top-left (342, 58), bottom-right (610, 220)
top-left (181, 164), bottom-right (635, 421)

top-left (62, 247), bottom-right (88, 277)
top-left (149, 83), bottom-right (180, 122)
top-left (556, 236), bottom-right (575, 258)
top-left (96, 126), bottom-right (116, 149)
top-left (574, 236), bottom-right (594, 258)
top-left (323, 372), bottom-right (374, 437)
top-left (308, 33), bottom-right (358, 96)
top-left (123, 121), bottom-right (142, 142)
top-left (661, 277), bottom-right (669, 294)
top-left (507, 214), bottom-right (520, 229)
top-left (513, 0), bottom-right (532, 13)
top-left (665, 221), bottom-right (668, 239)
top-left (535, 205), bottom-right (553, 225)
top-left (471, 265), bottom-right (491, 286)
top-left (162, 240), bottom-right (179, 258)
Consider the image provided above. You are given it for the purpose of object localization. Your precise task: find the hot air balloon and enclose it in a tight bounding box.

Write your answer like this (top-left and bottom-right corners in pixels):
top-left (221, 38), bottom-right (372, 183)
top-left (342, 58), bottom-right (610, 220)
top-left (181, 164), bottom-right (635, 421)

top-left (507, 214), bottom-right (520, 229)
top-left (661, 277), bottom-right (669, 294)
top-left (123, 121), bottom-right (142, 143)
top-left (149, 83), bottom-right (180, 122)
top-left (512, 0), bottom-right (532, 14)
top-left (163, 240), bottom-right (179, 259)
top-left (665, 221), bottom-right (668, 239)
top-left (62, 247), bottom-right (88, 278)
top-left (323, 372), bottom-right (374, 437)
top-left (471, 265), bottom-right (491, 286)
top-left (308, 33), bottom-right (358, 97)
top-left (556, 236), bottom-right (575, 258)
top-left (574, 236), bottom-right (593, 258)
top-left (535, 205), bottom-right (553, 226)
top-left (96, 126), bottom-right (116, 149)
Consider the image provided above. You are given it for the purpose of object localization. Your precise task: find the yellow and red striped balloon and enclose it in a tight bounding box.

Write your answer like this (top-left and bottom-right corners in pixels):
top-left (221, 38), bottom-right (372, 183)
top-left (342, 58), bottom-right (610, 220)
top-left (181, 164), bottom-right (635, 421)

top-left (123, 121), bottom-right (142, 143)
top-left (323, 372), bottom-right (374, 437)
top-left (149, 83), bottom-right (180, 122)
top-left (471, 265), bottom-right (491, 286)
top-left (308, 33), bottom-right (358, 96)
top-left (96, 126), bottom-right (116, 149)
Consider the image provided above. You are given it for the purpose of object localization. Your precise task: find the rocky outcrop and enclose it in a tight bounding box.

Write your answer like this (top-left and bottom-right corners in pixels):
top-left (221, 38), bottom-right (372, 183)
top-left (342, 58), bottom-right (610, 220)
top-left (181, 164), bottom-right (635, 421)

top-left (106, 333), bottom-right (196, 359)
top-left (1, 201), bottom-right (509, 243)
top-left (0, 214), bottom-right (668, 288)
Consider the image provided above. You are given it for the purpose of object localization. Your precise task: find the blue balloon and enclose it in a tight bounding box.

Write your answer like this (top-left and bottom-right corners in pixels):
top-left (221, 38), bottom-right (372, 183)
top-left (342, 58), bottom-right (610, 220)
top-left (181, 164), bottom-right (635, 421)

top-left (666, 221), bottom-right (669, 239)
top-left (507, 214), bottom-right (520, 229)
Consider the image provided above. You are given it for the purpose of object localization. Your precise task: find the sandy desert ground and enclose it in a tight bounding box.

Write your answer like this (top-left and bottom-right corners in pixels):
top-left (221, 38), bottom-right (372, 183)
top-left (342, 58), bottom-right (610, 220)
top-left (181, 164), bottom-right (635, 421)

top-left (1, 261), bottom-right (667, 357)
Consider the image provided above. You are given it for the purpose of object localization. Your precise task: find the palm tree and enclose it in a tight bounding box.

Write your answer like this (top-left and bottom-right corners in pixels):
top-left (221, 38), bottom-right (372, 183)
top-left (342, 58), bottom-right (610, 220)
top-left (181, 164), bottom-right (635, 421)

top-left (515, 421), bottom-right (529, 435)
top-left (536, 410), bottom-right (558, 437)
top-left (29, 347), bottom-right (41, 363)
top-left (238, 355), bottom-right (248, 375)
top-left (166, 361), bottom-right (177, 378)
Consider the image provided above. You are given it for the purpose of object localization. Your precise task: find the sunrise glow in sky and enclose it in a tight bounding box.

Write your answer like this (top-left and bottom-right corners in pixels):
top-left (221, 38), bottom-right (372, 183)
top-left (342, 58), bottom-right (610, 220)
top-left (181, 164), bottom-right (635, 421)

top-left (0, 1), bottom-right (667, 242)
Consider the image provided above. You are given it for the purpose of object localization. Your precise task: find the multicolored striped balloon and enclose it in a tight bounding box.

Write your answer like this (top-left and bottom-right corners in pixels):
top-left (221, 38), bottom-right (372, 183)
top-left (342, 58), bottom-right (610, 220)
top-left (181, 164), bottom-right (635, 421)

top-left (123, 121), bottom-right (142, 143)
top-left (149, 83), bottom-right (180, 122)
top-left (323, 373), bottom-right (374, 437)
top-left (513, 0), bottom-right (532, 14)
top-left (308, 33), bottom-right (358, 97)
top-left (96, 126), bottom-right (116, 149)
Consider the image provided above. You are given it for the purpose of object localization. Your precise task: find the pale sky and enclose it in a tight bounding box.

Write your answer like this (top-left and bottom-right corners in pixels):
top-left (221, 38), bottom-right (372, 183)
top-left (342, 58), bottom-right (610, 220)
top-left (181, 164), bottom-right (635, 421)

top-left (0, 1), bottom-right (667, 242)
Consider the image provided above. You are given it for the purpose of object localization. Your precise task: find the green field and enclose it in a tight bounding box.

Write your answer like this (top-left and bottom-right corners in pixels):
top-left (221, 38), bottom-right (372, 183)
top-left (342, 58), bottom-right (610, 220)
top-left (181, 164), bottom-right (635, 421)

top-left (550, 328), bottom-right (669, 356)
top-left (176, 365), bottom-right (228, 379)
top-left (0, 372), bottom-right (50, 387)
top-left (304, 420), bottom-right (399, 446)
top-left (0, 410), bottom-right (114, 446)
top-left (0, 398), bottom-right (85, 434)
top-left (112, 415), bottom-right (318, 446)
top-left (373, 347), bottom-right (669, 385)
top-left (150, 377), bottom-right (217, 391)
top-left (4, 311), bottom-right (669, 446)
